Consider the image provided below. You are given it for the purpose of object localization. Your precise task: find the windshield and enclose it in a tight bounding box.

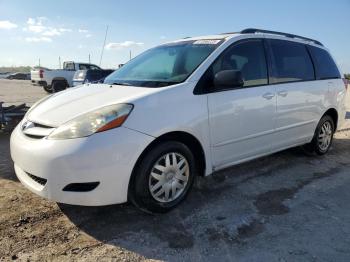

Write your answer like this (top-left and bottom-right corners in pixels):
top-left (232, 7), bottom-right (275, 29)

top-left (104, 39), bottom-right (223, 87)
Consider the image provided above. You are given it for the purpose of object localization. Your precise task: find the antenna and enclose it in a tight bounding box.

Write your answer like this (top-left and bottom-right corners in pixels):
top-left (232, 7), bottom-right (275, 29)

top-left (99, 25), bottom-right (109, 67)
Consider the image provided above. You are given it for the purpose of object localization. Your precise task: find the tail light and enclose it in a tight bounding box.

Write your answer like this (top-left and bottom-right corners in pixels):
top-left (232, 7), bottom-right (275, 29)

top-left (39, 69), bottom-right (44, 79)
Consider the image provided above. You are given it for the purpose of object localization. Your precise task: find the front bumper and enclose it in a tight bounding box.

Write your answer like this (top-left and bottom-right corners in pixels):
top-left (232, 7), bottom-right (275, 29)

top-left (10, 125), bottom-right (154, 206)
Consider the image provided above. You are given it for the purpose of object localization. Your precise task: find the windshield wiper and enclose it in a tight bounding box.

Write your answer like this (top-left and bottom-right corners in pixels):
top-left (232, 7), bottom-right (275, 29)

top-left (110, 82), bottom-right (132, 86)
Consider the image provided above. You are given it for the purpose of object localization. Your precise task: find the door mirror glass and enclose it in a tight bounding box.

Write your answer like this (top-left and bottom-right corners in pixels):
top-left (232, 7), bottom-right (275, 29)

top-left (214, 70), bottom-right (244, 89)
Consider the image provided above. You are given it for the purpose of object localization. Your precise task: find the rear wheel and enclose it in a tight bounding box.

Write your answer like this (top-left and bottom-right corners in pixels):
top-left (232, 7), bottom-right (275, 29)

top-left (129, 141), bottom-right (197, 213)
top-left (303, 115), bottom-right (335, 155)
top-left (52, 81), bottom-right (67, 93)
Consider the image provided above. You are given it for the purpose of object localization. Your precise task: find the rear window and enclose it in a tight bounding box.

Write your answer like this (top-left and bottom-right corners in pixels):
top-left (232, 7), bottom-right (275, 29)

top-left (64, 62), bottom-right (75, 70)
top-left (308, 46), bottom-right (341, 80)
top-left (269, 39), bottom-right (315, 84)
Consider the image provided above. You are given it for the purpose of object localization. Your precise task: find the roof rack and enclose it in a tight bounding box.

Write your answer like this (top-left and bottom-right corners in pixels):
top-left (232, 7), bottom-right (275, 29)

top-left (240, 28), bottom-right (323, 46)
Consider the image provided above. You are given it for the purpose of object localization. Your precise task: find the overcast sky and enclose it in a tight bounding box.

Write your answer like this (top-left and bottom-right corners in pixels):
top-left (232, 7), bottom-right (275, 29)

top-left (0, 0), bottom-right (349, 72)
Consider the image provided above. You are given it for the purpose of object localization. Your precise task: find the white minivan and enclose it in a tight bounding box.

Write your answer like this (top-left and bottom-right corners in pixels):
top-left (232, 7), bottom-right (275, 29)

top-left (11, 29), bottom-right (347, 213)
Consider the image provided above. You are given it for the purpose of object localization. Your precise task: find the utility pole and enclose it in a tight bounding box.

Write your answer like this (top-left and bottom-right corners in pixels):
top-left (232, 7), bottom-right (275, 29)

top-left (88, 54), bottom-right (91, 64)
top-left (129, 50), bottom-right (132, 60)
top-left (59, 56), bottom-right (61, 69)
top-left (99, 25), bottom-right (109, 67)
top-left (39, 58), bottom-right (41, 67)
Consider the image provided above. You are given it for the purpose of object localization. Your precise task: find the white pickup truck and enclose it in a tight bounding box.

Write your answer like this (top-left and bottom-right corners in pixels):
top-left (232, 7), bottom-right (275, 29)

top-left (31, 61), bottom-right (101, 93)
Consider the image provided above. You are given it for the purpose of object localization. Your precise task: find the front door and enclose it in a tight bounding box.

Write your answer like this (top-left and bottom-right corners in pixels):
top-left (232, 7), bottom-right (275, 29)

top-left (204, 39), bottom-right (276, 169)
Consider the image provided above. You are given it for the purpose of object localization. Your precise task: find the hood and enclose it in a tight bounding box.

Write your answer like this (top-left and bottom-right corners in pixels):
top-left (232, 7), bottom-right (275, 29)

top-left (28, 84), bottom-right (159, 127)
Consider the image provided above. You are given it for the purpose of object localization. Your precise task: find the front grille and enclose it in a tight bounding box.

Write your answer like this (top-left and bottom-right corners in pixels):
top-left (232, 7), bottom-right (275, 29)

top-left (22, 120), bottom-right (54, 139)
top-left (24, 134), bottom-right (46, 139)
top-left (31, 122), bottom-right (52, 129)
top-left (26, 172), bottom-right (47, 186)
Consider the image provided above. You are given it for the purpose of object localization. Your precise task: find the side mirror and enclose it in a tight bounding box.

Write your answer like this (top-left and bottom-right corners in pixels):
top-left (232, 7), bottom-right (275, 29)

top-left (214, 70), bottom-right (244, 89)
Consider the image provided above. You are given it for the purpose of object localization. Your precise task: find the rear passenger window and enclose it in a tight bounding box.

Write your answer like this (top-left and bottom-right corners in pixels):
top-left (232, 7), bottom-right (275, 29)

top-left (79, 64), bottom-right (90, 70)
top-left (269, 40), bottom-right (314, 83)
top-left (308, 46), bottom-right (341, 80)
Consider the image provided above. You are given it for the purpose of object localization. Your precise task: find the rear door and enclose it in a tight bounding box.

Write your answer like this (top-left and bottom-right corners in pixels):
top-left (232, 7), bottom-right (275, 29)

top-left (308, 45), bottom-right (343, 91)
top-left (307, 45), bottom-right (345, 127)
top-left (267, 39), bottom-right (320, 149)
top-left (204, 39), bottom-right (276, 169)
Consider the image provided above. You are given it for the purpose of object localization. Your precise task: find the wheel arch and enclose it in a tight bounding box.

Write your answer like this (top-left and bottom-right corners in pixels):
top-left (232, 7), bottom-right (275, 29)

top-left (322, 108), bottom-right (338, 131)
top-left (133, 131), bottom-right (206, 177)
top-left (127, 131), bottom-right (207, 200)
top-left (52, 77), bottom-right (68, 86)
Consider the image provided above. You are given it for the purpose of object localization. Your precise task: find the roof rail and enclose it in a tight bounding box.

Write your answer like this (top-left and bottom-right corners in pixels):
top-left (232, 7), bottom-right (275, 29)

top-left (240, 28), bottom-right (323, 46)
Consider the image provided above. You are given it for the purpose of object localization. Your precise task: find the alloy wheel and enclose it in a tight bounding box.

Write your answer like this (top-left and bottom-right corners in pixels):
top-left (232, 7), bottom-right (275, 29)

top-left (318, 121), bottom-right (333, 152)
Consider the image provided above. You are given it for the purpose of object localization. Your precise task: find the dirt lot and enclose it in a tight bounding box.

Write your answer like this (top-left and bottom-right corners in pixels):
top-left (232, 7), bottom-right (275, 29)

top-left (1, 79), bottom-right (350, 261)
top-left (0, 80), bottom-right (47, 106)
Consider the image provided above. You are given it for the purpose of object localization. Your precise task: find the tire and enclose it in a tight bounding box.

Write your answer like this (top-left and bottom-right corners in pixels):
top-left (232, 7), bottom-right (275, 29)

top-left (129, 141), bottom-right (197, 213)
top-left (303, 115), bottom-right (335, 155)
top-left (52, 81), bottom-right (67, 93)
top-left (43, 85), bottom-right (53, 93)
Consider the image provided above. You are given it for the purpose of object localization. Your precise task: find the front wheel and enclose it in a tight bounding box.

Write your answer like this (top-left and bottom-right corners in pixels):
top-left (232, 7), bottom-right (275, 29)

top-left (303, 115), bottom-right (335, 155)
top-left (129, 141), bottom-right (197, 213)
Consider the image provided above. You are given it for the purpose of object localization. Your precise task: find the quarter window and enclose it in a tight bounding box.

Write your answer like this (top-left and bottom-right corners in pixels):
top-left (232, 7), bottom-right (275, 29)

top-left (308, 46), bottom-right (341, 80)
top-left (269, 40), bottom-right (314, 83)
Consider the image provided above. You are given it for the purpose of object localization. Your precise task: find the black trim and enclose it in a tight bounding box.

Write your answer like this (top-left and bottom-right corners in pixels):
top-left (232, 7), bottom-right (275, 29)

top-left (305, 44), bottom-right (317, 80)
top-left (62, 182), bottom-right (100, 192)
top-left (26, 172), bottom-right (47, 186)
top-left (241, 28), bottom-right (323, 46)
top-left (263, 39), bottom-right (273, 85)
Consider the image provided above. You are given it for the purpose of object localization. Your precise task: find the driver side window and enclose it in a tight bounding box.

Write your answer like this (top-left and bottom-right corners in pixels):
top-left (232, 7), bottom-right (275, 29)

top-left (198, 39), bottom-right (268, 92)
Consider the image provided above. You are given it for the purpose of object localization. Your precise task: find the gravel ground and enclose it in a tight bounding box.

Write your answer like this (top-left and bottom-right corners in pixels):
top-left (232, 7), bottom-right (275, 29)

top-left (0, 79), bottom-right (47, 106)
top-left (1, 79), bottom-right (350, 261)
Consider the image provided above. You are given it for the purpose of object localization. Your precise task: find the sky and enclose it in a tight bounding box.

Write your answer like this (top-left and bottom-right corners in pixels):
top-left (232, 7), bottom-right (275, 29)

top-left (0, 0), bottom-right (349, 72)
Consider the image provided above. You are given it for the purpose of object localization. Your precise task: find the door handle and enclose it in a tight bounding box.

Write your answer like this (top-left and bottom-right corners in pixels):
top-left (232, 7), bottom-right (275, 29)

top-left (278, 90), bottom-right (288, 97)
top-left (262, 92), bottom-right (275, 100)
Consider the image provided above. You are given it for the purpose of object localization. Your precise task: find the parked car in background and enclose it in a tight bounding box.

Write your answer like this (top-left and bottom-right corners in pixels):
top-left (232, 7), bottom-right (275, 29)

top-left (73, 69), bottom-right (114, 86)
top-left (6, 72), bottom-right (30, 80)
top-left (30, 61), bottom-right (101, 93)
top-left (0, 72), bottom-right (11, 78)
top-left (11, 29), bottom-right (347, 213)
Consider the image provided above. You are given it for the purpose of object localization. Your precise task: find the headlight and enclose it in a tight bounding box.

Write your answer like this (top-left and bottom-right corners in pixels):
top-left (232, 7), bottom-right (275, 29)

top-left (48, 104), bottom-right (133, 140)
